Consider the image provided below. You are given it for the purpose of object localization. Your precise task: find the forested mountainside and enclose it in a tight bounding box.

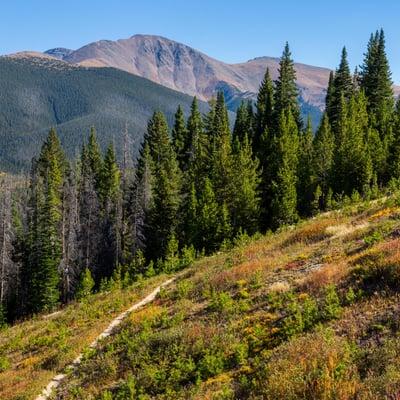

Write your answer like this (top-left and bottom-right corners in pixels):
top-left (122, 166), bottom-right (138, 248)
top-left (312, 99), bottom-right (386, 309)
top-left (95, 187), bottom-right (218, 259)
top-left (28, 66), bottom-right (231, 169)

top-left (0, 54), bottom-right (208, 171)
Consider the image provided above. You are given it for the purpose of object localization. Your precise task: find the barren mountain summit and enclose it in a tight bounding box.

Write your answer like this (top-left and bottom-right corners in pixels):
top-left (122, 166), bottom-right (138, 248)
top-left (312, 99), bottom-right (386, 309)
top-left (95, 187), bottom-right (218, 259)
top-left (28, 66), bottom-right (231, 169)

top-left (47, 34), bottom-right (332, 111)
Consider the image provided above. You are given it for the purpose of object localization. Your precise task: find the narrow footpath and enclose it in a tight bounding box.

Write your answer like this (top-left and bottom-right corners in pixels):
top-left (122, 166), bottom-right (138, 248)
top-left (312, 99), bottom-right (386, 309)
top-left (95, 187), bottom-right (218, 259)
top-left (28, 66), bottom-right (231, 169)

top-left (35, 277), bottom-right (177, 400)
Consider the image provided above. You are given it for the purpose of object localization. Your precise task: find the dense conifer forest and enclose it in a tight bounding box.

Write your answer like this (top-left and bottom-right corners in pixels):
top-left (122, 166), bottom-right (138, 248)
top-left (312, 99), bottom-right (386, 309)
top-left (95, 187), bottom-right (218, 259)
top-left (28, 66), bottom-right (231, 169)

top-left (0, 56), bottom-right (209, 171)
top-left (1, 29), bottom-right (399, 323)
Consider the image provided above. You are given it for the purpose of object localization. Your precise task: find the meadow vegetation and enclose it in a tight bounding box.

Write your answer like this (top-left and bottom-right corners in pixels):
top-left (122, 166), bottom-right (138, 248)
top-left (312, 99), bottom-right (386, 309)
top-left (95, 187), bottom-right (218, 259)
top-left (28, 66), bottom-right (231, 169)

top-left (41, 195), bottom-right (400, 400)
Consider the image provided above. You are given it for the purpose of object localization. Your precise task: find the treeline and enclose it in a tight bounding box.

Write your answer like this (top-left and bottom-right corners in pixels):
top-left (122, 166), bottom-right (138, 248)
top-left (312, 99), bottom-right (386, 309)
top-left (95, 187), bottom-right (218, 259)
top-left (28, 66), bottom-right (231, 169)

top-left (1, 29), bottom-right (400, 322)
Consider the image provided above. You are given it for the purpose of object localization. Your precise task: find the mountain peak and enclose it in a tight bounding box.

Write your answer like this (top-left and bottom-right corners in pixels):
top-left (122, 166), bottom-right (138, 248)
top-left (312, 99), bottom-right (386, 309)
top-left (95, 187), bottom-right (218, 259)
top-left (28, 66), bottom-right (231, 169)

top-left (44, 47), bottom-right (74, 60)
top-left (55, 34), bottom-right (330, 114)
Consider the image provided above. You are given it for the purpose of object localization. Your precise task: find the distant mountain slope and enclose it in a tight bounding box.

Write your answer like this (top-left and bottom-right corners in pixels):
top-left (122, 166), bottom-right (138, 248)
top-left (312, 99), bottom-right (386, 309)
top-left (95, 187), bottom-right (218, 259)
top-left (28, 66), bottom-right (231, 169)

top-left (44, 34), bottom-right (329, 125)
top-left (0, 54), bottom-right (208, 171)
top-left (55, 35), bottom-right (329, 109)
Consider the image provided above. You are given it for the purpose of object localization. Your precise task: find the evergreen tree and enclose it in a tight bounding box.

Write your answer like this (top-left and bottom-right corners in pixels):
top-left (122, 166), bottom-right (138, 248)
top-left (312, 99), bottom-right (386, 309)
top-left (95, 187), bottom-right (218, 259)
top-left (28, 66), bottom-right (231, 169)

top-left (144, 111), bottom-right (172, 166)
top-left (99, 144), bottom-right (120, 207)
top-left (145, 112), bottom-right (181, 260)
top-left (172, 105), bottom-right (188, 169)
top-left (367, 126), bottom-right (386, 185)
top-left (274, 43), bottom-right (302, 130)
top-left (328, 47), bottom-right (354, 133)
top-left (270, 111), bottom-right (299, 228)
top-left (181, 182), bottom-right (198, 248)
top-left (196, 178), bottom-right (220, 252)
top-left (233, 101), bottom-right (254, 146)
top-left (128, 143), bottom-right (154, 257)
top-left (360, 29), bottom-right (394, 183)
top-left (325, 71), bottom-right (335, 114)
top-left (312, 114), bottom-right (335, 209)
top-left (208, 92), bottom-right (234, 207)
top-left (297, 117), bottom-right (314, 216)
top-left (25, 129), bottom-right (66, 313)
top-left (78, 143), bottom-right (101, 277)
top-left (333, 92), bottom-right (372, 195)
top-left (186, 97), bottom-right (207, 180)
top-left (388, 99), bottom-right (400, 180)
top-left (99, 144), bottom-right (121, 275)
top-left (334, 47), bottom-right (353, 100)
top-left (87, 127), bottom-right (103, 191)
top-left (254, 70), bottom-right (276, 229)
top-left (75, 267), bottom-right (95, 300)
top-left (360, 29), bottom-right (394, 131)
top-left (231, 135), bottom-right (261, 234)
top-left (254, 68), bottom-right (274, 154)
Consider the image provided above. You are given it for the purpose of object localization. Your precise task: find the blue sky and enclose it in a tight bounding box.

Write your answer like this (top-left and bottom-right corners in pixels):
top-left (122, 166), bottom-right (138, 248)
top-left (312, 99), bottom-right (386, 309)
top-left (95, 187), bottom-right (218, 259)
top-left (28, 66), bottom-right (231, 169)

top-left (3, 0), bottom-right (400, 81)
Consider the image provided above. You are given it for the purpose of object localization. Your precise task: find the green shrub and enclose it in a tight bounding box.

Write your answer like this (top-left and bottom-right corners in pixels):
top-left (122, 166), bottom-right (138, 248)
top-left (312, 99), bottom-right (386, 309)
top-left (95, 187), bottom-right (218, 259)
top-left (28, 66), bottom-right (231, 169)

top-left (199, 349), bottom-right (225, 378)
top-left (233, 342), bottom-right (249, 366)
top-left (75, 268), bottom-right (95, 300)
top-left (281, 299), bottom-right (304, 338)
top-left (144, 261), bottom-right (155, 278)
top-left (209, 291), bottom-right (234, 314)
top-left (176, 280), bottom-right (194, 300)
top-left (180, 245), bottom-right (196, 268)
top-left (0, 355), bottom-right (10, 372)
top-left (249, 270), bottom-right (263, 289)
top-left (99, 391), bottom-right (113, 400)
top-left (114, 376), bottom-right (139, 400)
top-left (322, 284), bottom-right (342, 320)
top-left (364, 230), bottom-right (384, 247)
top-left (345, 287), bottom-right (357, 305)
top-left (302, 295), bottom-right (319, 330)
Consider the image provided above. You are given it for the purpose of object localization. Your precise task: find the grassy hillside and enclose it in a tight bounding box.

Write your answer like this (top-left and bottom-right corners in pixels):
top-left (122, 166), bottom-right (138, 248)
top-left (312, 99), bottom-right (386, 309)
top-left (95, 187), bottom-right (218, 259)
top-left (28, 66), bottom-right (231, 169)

top-left (0, 56), bottom-right (208, 172)
top-left (0, 275), bottom-right (168, 399)
top-left (55, 196), bottom-right (400, 399)
top-left (2, 196), bottom-right (400, 399)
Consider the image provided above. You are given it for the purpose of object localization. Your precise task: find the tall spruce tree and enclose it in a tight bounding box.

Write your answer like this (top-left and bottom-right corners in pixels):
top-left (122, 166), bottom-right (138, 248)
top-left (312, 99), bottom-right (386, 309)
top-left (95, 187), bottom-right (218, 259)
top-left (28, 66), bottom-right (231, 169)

top-left (209, 92), bottom-right (234, 207)
top-left (388, 99), bottom-right (400, 180)
top-left (186, 97), bottom-right (207, 180)
top-left (195, 177), bottom-right (221, 252)
top-left (325, 71), bottom-right (335, 114)
top-left (328, 47), bottom-right (354, 133)
top-left (87, 127), bottom-right (103, 191)
top-left (145, 112), bottom-right (181, 260)
top-left (312, 114), bottom-right (335, 209)
top-left (360, 29), bottom-right (394, 183)
top-left (270, 111), bottom-right (299, 228)
top-left (274, 43), bottom-right (302, 130)
top-left (333, 92), bottom-right (372, 195)
top-left (231, 135), bottom-right (261, 234)
top-left (25, 129), bottom-right (66, 313)
top-left (297, 117), bottom-right (314, 216)
top-left (99, 144), bottom-right (121, 274)
top-left (360, 29), bottom-right (394, 131)
top-left (172, 105), bottom-right (188, 170)
top-left (233, 101), bottom-right (254, 146)
top-left (254, 68), bottom-right (274, 154)
top-left (78, 143), bottom-right (101, 277)
top-left (128, 143), bottom-right (154, 257)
